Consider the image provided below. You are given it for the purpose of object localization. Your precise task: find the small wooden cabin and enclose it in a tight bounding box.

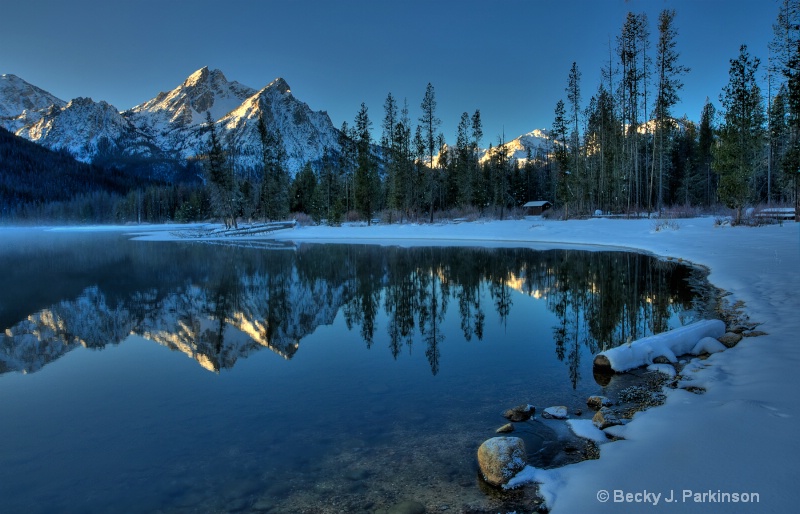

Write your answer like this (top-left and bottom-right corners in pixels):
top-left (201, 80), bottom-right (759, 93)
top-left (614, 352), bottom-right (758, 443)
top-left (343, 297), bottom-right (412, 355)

top-left (523, 200), bottom-right (552, 216)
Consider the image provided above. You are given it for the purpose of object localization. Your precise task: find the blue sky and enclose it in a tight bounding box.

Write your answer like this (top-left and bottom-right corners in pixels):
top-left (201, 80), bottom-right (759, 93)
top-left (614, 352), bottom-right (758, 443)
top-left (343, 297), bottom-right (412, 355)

top-left (1, 0), bottom-right (777, 143)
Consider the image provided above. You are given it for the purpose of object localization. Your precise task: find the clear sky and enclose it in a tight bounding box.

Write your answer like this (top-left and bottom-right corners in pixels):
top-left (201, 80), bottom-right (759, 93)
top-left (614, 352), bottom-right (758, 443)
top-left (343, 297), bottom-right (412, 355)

top-left (1, 0), bottom-right (777, 144)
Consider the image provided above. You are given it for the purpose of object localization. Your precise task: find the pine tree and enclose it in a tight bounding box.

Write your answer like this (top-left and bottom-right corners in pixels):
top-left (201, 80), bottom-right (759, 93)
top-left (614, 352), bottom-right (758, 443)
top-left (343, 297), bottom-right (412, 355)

top-left (653, 8), bottom-right (689, 212)
top-left (353, 103), bottom-right (379, 224)
top-left (566, 62), bottom-right (583, 210)
top-left (697, 99), bottom-right (717, 206)
top-left (204, 111), bottom-right (238, 229)
top-left (470, 110), bottom-right (484, 209)
top-left (552, 99), bottom-right (572, 217)
top-left (716, 45), bottom-right (766, 224)
top-left (257, 113), bottom-right (289, 221)
top-left (419, 83), bottom-right (441, 222)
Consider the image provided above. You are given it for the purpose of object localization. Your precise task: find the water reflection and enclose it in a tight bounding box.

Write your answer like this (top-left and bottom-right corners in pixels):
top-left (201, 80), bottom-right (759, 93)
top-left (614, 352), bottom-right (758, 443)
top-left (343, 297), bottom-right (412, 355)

top-left (0, 233), bottom-right (710, 382)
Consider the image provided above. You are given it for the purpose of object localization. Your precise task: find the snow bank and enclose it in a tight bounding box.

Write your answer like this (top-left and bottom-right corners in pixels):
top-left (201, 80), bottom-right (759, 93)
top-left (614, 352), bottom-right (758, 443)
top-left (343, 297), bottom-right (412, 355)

top-left (566, 419), bottom-right (609, 444)
top-left (593, 319), bottom-right (726, 372)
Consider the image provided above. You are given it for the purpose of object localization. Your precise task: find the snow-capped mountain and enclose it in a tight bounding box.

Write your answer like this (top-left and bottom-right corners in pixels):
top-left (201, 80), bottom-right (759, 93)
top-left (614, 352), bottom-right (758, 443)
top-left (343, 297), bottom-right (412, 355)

top-left (1, 67), bottom-right (343, 175)
top-left (126, 67), bottom-right (256, 128)
top-left (15, 97), bottom-right (161, 163)
top-left (0, 73), bottom-right (66, 133)
top-left (479, 128), bottom-right (554, 165)
top-left (213, 77), bottom-right (342, 173)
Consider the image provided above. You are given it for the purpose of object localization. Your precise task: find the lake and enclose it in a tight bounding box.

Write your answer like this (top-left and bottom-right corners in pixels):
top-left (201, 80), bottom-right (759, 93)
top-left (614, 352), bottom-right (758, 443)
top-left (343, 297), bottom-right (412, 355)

top-left (0, 229), bottom-right (714, 513)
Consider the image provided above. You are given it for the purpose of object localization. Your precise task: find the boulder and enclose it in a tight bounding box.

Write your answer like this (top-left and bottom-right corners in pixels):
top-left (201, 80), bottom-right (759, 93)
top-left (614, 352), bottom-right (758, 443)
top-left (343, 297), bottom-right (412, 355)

top-left (477, 436), bottom-right (527, 487)
top-left (542, 406), bottom-right (569, 419)
top-left (586, 395), bottom-right (613, 411)
top-left (592, 407), bottom-right (623, 430)
top-left (503, 404), bottom-right (535, 422)
top-left (718, 332), bottom-right (743, 348)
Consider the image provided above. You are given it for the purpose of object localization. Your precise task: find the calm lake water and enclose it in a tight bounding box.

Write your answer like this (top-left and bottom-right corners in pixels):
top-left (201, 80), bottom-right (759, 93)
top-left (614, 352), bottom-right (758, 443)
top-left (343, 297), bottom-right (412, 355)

top-left (0, 229), bottom-right (714, 513)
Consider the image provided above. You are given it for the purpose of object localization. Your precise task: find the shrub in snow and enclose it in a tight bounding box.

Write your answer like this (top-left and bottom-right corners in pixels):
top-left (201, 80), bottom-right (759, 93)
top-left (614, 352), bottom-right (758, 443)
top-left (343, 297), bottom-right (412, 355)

top-left (477, 436), bottom-right (527, 486)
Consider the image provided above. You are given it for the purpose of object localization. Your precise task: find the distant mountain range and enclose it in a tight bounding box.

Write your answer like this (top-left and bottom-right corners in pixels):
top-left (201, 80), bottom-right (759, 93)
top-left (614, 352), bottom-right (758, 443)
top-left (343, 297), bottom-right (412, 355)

top-left (0, 68), bottom-right (342, 177)
top-left (1, 68), bottom-right (553, 178)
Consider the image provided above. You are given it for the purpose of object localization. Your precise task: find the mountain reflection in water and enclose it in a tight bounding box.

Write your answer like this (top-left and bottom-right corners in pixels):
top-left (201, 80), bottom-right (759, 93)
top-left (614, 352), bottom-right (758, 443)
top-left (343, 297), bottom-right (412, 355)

top-left (0, 231), bottom-right (711, 384)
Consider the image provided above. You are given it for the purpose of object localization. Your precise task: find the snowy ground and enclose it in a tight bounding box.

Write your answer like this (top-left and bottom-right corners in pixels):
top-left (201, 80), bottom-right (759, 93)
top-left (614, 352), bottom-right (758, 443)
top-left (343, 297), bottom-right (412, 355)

top-left (131, 216), bottom-right (798, 512)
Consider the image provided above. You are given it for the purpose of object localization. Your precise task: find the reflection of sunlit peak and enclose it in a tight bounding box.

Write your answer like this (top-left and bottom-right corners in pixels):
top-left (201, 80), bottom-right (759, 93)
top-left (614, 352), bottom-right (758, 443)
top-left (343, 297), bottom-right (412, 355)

top-left (533, 289), bottom-right (543, 299)
top-left (197, 354), bottom-right (220, 373)
top-left (505, 273), bottom-right (526, 294)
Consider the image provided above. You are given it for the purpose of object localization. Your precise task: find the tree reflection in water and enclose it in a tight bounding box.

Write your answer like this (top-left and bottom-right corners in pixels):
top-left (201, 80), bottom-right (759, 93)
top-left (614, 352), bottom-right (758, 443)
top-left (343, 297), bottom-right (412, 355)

top-left (0, 236), bottom-right (711, 381)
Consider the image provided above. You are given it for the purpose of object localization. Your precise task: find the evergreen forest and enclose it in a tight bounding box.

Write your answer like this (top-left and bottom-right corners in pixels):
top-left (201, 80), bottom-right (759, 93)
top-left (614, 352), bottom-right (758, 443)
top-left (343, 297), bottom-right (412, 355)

top-left (2, 4), bottom-right (799, 225)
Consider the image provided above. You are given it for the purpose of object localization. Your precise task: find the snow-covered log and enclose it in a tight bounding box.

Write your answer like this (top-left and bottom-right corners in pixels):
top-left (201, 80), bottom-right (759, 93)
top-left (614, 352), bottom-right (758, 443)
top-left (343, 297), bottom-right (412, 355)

top-left (593, 319), bottom-right (726, 372)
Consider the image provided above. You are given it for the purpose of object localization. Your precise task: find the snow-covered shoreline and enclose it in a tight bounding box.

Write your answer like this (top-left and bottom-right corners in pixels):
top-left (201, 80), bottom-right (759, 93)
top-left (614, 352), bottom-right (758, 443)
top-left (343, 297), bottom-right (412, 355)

top-left (55, 217), bottom-right (800, 511)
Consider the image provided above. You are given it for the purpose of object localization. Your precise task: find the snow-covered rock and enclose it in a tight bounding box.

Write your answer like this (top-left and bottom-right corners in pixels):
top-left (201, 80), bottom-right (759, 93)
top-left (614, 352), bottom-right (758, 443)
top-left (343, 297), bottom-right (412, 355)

top-left (646, 363), bottom-right (677, 377)
top-left (593, 319), bottom-right (726, 372)
top-left (592, 407), bottom-right (623, 430)
top-left (543, 406), bottom-right (569, 419)
top-left (692, 336), bottom-right (727, 355)
top-left (477, 436), bottom-right (527, 486)
top-left (586, 395), bottom-right (613, 410)
top-left (566, 419), bottom-right (609, 444)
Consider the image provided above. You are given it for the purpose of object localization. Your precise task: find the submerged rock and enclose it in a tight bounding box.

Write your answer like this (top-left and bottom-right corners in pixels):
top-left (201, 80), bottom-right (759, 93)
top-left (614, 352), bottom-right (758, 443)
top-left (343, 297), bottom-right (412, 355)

top-left (744, 330), bottom-right (768, 338)
top-left (503, 404), bottom-right (535, 422)
top-left (496, 423), bottom-right (515, 434)
top-left (477, 436), bottom-right (527, 486)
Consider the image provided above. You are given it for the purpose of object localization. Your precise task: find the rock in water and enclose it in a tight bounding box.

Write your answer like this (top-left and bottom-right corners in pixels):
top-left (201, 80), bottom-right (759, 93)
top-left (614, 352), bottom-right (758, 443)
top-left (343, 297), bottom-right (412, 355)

top-left (502, 404), bottom-right (535, 422)
top-left (477, 436), bottom-right (527, 486)
top-left (496, 423), bottom-right (515, 434)
top-left (586, 395), bottom-right (613, 411)
top-left (542, 406), bottom-right (569, 419)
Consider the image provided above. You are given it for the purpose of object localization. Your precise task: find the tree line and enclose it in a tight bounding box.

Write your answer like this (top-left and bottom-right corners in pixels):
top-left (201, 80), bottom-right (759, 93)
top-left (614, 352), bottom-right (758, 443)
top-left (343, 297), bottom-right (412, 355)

top-left (200, 4), bottom-right (800, 227)
top-left (3, 4), bottom-right (798, 225)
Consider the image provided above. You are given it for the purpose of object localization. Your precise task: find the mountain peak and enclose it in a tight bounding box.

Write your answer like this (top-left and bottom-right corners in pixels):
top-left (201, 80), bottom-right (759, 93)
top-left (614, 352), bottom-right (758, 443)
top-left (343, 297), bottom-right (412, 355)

top-left (267, 77), bottom-right (291, 95)
top-left (0, 73), bottom-right (66, 130)
top-left (183, 66), bottom-right (228, 88)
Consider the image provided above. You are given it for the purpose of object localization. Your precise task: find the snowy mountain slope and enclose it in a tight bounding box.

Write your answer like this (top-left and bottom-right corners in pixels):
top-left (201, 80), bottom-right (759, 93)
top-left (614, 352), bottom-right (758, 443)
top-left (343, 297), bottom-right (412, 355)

top-left (128, 71), bottom-right (342, 174)
top-left (2, 68), bottom-right (342, 175)
top-left (123, 67), bottom-right (257, 156)
top-left (15, 97), bottom-right (161, 163)
top-left (0, 73), bottom-right (66, 133)
top-left (214, 78), bottom-right (342, 173)
top-left (479, 128), bottom-right (554, 165)
top-left (125, 67), bottom-right (256, 128)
